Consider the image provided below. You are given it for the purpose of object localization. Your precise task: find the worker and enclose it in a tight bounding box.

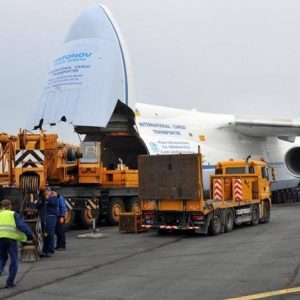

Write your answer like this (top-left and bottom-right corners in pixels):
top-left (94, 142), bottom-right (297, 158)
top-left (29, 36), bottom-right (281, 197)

top-left (53, 190), bottom-right (67, 251)
top-left (0, 199), bottom-right (34, 288)
top-left (36, 188), bottom-right (59, 257)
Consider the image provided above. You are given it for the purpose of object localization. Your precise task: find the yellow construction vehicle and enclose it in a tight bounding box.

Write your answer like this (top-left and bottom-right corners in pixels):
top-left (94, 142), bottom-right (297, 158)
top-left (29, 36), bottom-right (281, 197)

top-left (0, 130), bottom-right (139, 229)
top-left (0, 133), bottom-right (16, 186)
top-left (140, 154), bottom-right (271, 235)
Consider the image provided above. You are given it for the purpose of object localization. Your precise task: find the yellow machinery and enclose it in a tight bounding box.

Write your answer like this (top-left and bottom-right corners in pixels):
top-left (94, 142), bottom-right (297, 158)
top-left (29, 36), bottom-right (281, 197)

top-left (0, 131), bottom-right (79, 192)
top-left (140, 154), bottom-right (271, 235)
top-left (0, 133), bottom-right (17, 186)
top-left (0, 130), bottom-right (139, 228)
top-left (0, 130), bottom-right (138, 191)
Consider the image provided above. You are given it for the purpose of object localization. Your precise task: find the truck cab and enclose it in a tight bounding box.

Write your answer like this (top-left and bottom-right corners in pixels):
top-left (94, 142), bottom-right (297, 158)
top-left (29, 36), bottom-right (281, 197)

top-left (214, 159), bottom-right (270, 201)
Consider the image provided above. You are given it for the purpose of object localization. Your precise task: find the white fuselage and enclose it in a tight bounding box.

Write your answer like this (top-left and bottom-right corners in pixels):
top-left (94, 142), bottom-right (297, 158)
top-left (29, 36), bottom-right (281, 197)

top-left (33, 5), bottom-right (300, 194)
top-left (134, 102), bottom-right (299, 192)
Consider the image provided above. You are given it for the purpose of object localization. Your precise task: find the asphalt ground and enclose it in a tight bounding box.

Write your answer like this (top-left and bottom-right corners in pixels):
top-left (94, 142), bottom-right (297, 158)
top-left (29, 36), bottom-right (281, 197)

top-left (0, 203), bottom-right (300, 300)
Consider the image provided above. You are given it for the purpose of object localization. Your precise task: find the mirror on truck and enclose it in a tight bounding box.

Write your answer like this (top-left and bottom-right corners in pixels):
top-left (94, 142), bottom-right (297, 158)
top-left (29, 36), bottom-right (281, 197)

top-left (80, 142), bottom-right (101, 163)
top-left (261, 167), bottom-right (269, 181)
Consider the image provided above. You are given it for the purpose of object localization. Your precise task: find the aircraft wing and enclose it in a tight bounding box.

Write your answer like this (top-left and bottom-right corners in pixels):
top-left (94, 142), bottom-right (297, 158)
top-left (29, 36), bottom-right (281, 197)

top-left (234, 115), bottom-right (300, 141)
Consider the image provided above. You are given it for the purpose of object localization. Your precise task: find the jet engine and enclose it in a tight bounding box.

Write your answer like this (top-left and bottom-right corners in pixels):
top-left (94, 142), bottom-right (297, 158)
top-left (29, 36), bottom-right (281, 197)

top-left (284, 147), bottom-right (300, 177)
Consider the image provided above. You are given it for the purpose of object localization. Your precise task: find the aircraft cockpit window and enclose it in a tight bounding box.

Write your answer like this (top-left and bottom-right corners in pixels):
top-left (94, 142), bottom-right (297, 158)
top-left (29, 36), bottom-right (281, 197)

top-left (225, 167), bottom-right (245, 174)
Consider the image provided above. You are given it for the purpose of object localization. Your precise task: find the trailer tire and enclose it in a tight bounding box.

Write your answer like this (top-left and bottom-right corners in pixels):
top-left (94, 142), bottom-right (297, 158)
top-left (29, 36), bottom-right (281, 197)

top-left (108, 197), bottom-right (125, 225)
top-left (78, 209), bottom-right (99, 229)
top-left (209, 209), bottom-right (223, 236)
top-left (224, 209), bottom-right (234, 233)
top-left (65, 209), bottom-right (76, 231)
top-left (261, 201), bottom-right (270, 224)
top-left (127, 197), bottom-right (141, 213)
top-left (250, 205), bottom-right (259, 226)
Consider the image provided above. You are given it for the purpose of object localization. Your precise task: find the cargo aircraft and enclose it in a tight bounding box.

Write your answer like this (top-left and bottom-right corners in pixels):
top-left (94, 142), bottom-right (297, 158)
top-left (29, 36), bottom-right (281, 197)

top-left (34, 4), bottom-right (300, 200)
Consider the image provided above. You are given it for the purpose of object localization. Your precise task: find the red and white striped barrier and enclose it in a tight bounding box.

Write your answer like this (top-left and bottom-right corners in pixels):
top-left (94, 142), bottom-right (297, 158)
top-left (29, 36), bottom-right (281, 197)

top-left (234, 178), bottom-right (243, 201)
top-left (159, 225), bottom-right (178, 230)
top-left (142, 225), bottom-right (200, 230)
top-left (213, 179), bottom-right (223, 200)
top-left (142, 224), bottom-right (152, 229)
top-left (159, 225), bottom-right (200, 230)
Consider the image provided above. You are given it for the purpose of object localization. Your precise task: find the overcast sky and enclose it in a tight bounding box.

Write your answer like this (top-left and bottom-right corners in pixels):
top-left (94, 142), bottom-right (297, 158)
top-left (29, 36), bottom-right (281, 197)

top-left (1, 0), bottom-right (300, 141)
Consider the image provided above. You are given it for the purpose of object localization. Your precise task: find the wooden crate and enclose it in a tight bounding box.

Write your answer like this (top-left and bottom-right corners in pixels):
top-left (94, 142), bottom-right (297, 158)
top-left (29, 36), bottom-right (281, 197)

top-left (119, 213), bottom-right (147, 234)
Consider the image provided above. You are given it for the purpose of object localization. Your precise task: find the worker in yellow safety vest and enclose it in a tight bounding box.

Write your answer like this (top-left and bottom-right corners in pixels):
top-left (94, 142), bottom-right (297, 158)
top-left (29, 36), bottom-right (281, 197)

top-left (0, 199), bottom-right (35, 288)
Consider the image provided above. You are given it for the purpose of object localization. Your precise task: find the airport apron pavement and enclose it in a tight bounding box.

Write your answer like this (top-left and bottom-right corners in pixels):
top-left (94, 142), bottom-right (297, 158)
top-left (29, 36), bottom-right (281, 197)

top-left (1, 204), bottom-right (300, 300)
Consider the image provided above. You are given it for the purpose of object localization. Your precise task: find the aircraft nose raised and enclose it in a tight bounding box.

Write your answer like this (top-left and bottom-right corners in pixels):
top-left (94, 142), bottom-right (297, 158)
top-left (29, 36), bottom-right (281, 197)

top-left (65, 5), bottom-right (117, 42)
top-left (34, 4), bottom-right (134, 129)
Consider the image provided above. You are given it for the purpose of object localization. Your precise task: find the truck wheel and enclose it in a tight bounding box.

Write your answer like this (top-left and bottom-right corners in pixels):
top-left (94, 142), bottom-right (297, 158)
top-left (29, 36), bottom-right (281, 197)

top-left (250, 205), bottom-right (259, 226)
top-left (78, 209), bottom-right (99, 229)
top-left (224, 209), bottom-right (234, 233)
top-left (65, 209), bottom-right (75, 231)
top-left (209, 209), bottom-right (222, 236)
top-left (261, 201), bottom-right (270, 224)
top-left (108, 197), bottom-right (125, 225)
top-left (127, 197), bottom-right (141, 213)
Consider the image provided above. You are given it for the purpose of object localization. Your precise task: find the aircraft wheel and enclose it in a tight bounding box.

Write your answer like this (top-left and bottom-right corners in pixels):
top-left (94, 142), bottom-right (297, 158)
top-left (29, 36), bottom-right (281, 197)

top-left (292, 189), bottom-right (298, 202)
top-left (281, 190), bottom-right (287, 203)
top-left (285, 190), bottom-right (290, 203)
top-left (272, 191), bottom-right (281, 204)
top-left (297, 190), bottom-right (300, 202)
top-left (272, 191), bottom-right (277, 204)
top-left (288, 189), bottom-right (293, 202)
top-left (276, 191), bottom-right (282, 204)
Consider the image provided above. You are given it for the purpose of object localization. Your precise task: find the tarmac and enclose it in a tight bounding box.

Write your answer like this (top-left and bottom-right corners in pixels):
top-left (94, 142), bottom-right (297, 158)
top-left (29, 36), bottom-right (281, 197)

top-left (1, 203), bottom-right (300, 300)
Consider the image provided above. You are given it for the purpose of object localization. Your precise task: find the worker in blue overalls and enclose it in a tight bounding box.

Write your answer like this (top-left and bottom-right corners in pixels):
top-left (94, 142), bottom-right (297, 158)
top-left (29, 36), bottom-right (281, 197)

top-left (36, 187), bottom-right (59, 257)
top-left (53, 189), bottom-right (67, 251)
top-left (0, 199), bottom-right (34, 288)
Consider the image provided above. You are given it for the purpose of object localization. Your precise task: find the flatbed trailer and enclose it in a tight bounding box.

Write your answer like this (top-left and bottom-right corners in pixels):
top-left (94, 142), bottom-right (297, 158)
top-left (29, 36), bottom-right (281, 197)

top-left (140, 153), bottom-right (271, 235)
